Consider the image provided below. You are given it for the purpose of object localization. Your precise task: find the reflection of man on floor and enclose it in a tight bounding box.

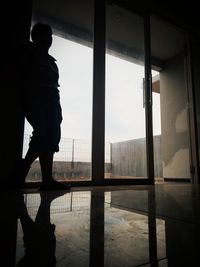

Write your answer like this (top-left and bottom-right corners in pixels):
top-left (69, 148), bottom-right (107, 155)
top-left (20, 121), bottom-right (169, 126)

top-left (16, 191), bottom-right (66, 267)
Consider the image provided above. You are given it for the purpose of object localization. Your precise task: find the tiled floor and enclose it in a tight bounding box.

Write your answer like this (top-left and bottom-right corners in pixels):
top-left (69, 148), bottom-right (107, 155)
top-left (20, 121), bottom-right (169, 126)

top-left (2, 184), bottom-right (200, 267)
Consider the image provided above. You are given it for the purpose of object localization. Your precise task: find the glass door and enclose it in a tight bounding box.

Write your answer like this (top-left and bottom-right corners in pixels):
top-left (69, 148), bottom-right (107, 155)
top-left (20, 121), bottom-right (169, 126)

top-left (104, 3), bottom-right (153, 183)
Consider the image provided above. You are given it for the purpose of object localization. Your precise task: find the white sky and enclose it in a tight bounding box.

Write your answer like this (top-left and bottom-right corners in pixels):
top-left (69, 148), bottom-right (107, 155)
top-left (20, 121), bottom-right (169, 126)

top-left (24, 35), bottom-right (161, 143)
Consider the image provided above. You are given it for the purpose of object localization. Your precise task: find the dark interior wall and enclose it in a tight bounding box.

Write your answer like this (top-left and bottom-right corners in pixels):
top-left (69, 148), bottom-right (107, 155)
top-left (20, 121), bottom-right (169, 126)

top-left (1, 3), bottom-right (32, 264)
top-left (1, 1), bottom-right (32, 185)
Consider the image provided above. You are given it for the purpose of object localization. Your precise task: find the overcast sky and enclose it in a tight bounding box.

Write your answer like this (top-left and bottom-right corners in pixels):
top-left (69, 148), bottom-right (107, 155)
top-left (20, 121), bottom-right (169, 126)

top-left (24, 35), bottom-right (161, 143)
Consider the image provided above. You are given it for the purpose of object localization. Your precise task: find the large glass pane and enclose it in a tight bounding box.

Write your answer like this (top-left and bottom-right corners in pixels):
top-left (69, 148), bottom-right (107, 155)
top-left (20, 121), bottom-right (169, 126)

top-left (151, 16), bottom-right (191, 183)
top-left (105, 4), bottom-right (147, 179)
top-left (23, 0), bottom-right (94, 183)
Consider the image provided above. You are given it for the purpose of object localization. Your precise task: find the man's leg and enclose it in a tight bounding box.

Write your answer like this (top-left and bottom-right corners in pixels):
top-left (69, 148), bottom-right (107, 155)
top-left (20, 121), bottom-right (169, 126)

top-left (24, 144), bottom-right (39, 170)
top-left (39, 152), bottom-right (71, 190)
top-left (20, 142), bottom-right (39, 183)
top-left (15, 141), bottom-right (39, 189)
top-left (39, 152), bottom-right (54, 184)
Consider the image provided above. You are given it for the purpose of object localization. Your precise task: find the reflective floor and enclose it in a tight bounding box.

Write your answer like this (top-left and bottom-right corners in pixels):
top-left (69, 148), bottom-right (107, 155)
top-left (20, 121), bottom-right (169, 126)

top-left (1, 184), bottom-right (200, 267)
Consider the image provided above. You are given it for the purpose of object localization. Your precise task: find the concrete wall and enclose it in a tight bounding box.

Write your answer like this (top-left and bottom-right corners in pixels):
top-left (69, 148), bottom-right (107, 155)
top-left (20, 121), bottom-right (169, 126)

top-left (160, 55), bottom-right (191, 179)
top-left (110, 135), bottom-right (162, 178)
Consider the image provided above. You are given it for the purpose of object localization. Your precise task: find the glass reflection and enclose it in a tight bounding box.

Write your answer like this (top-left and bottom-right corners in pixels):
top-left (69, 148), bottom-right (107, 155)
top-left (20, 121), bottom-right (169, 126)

top-left (16, 192), bottom-right (91, 266)
top-left (16, 192), bottom-right (65, 266)
top-left (2, 187), bottom-right (196, 266)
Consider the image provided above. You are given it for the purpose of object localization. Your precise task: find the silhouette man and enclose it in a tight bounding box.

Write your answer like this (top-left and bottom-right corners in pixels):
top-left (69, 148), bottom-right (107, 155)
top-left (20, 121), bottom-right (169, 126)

top-left (19, 23), bottom-right (70, 190)
top-left (16, 191), bottom-right (66, 266)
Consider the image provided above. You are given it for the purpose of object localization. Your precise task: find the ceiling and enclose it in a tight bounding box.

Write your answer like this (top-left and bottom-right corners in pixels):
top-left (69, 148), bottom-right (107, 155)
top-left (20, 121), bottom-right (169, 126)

top-left (32, 0), bottom-right (185, 70)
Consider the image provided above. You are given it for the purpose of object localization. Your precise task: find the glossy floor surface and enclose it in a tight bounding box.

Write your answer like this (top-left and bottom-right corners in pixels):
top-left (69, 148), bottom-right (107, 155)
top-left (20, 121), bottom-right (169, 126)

top-left (2, 184), bottom-right (200, 267)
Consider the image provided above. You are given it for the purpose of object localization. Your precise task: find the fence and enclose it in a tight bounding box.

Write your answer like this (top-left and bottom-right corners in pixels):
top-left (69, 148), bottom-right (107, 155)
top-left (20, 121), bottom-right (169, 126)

top-left (23, 134), bottom-right (162, 181)
top-left (23, 134), bottom-right (111, 163)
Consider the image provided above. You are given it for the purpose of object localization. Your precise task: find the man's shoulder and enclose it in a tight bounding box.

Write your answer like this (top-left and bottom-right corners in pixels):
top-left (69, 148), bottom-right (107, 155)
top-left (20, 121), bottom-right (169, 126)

top-left (17, 41), bottom-right (34, 57)
top-left (18, 41), bottom-right (32, 50)
top-left (25, 41), bottom-right (34, 52)
top-left (48, 54), bottom-right (57, 62)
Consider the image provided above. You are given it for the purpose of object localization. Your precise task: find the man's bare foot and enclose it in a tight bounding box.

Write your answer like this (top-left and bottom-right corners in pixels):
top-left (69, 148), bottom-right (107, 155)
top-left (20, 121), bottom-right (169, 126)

top-left (39, 191), bottom-right (68, 203)
top-left (39, 179), bottom-right (71, 191)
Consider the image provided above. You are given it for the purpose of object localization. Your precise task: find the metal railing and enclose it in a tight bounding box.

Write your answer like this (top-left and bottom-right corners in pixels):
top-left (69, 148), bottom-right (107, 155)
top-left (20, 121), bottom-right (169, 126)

top-left (23, 134), bottom-right (111, 163)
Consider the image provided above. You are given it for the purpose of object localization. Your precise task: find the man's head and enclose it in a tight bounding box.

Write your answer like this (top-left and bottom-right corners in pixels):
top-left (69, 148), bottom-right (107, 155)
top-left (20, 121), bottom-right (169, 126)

top-left (31, 23), bottom-right (52, 50)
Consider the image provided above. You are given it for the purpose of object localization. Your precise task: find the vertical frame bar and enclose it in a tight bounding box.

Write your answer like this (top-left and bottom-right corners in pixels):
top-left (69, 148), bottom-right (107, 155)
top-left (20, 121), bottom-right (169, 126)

top-left (144, 14), bottom-right (155, 184)
top-left (184, 35), bottom-right (200, 184)
top-left (92, 0), bottom-right (106, 184)
top-left (148, 188), bottom-right (158, 266)
top-left (90, 191), bottom-right (105, 266)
